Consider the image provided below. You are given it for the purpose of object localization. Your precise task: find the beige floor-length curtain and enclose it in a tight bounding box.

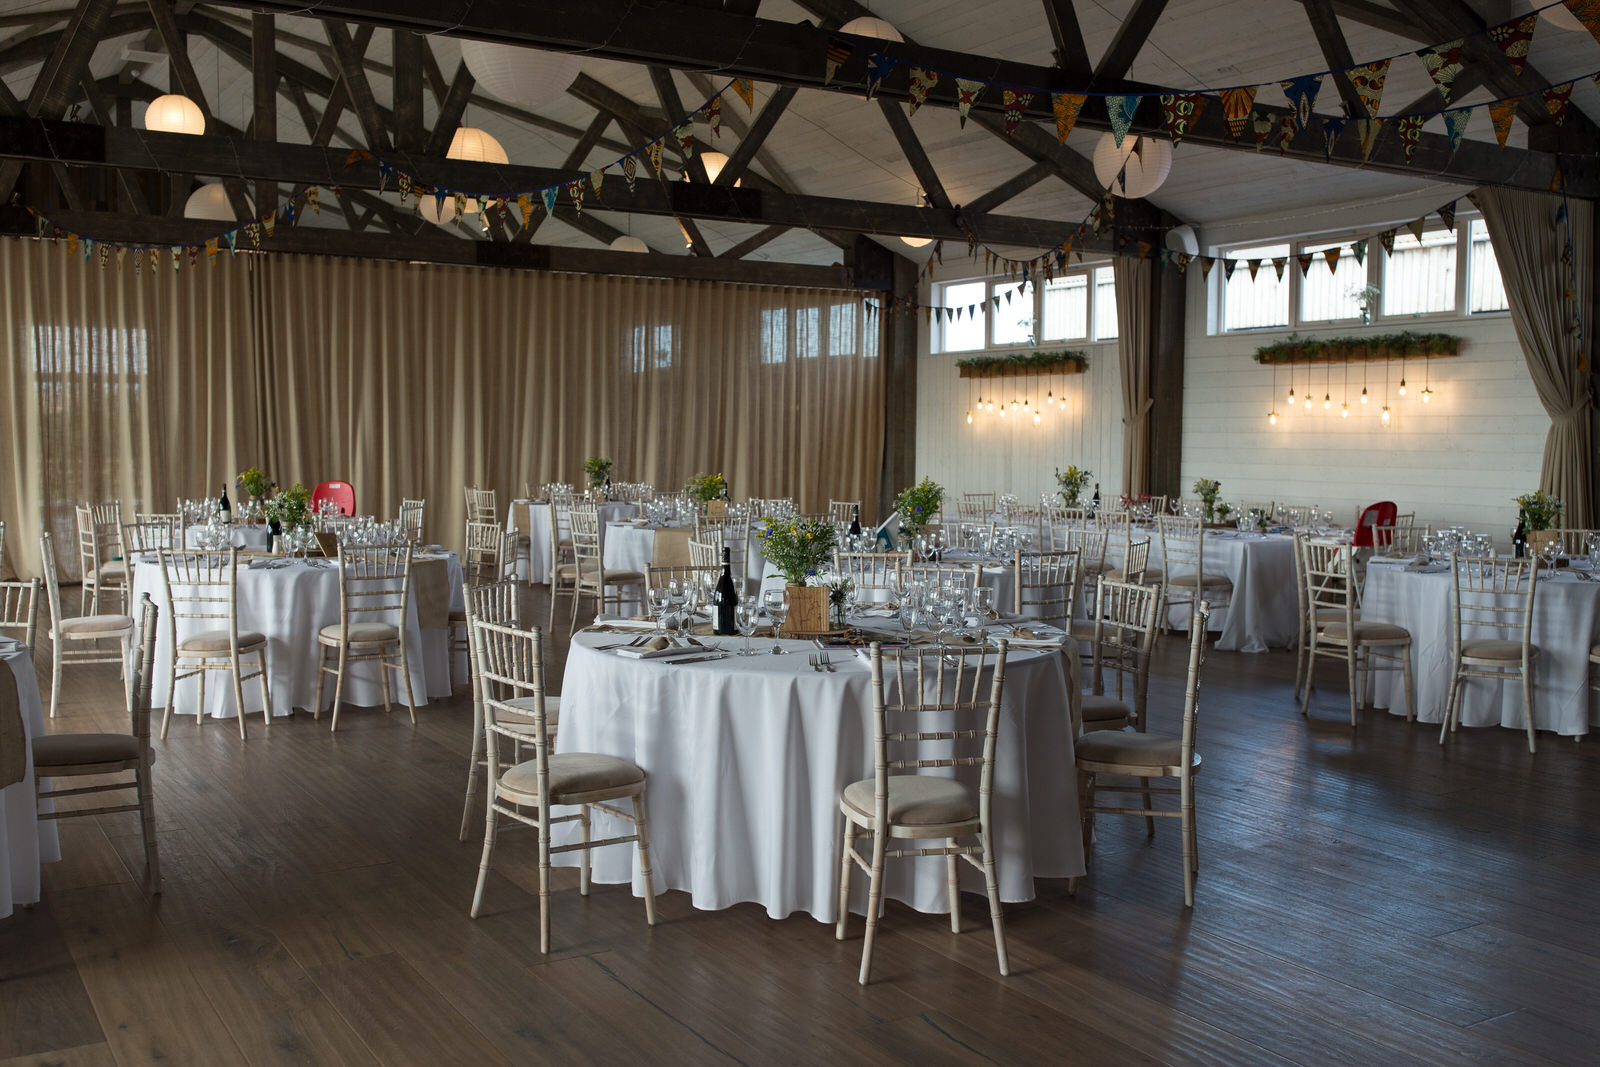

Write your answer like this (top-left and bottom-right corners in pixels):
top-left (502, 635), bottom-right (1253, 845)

top-left (1114, 256), bottom-right (1154, 498)
top-left (1475, 188), bottom-right (1596, 527)
top-left (0, 239), bottom-right (259, 579)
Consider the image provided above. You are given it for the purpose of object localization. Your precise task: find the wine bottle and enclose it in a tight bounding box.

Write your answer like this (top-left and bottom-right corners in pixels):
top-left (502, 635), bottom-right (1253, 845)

top-left (713, 548), bottom-right (739, 635)
top-left (219, 484), bottom-right (231, 517)
top-left (1092, 482), bottom-right (1101, 509)
top-left (1512, 517), bottom-right (1527, 559)
top-left (849, 505), bottom-right (863, 538)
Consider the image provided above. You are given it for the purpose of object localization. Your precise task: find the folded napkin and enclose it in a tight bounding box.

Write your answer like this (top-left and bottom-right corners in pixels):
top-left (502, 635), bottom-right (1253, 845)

top-left (589, 616), bottom-right (660, 632)
top-left (614, 635), bottom-right (710, 659)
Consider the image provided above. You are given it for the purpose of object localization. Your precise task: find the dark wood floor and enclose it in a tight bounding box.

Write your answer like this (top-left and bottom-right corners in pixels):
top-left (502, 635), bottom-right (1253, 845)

top-left (4, 586), bottom-right (1599, 1066)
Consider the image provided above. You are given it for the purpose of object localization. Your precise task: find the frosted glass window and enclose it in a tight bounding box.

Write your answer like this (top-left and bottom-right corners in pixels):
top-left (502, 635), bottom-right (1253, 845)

top-left (1299, 243), bottom-right (1362, 322)
top-left (1092, 267), bottom-right (1119, 340)
top-left (1224, 244), bottom-right (1290, 330)
top-left (938, 281), bottom-right (987, 352)
top-left (1041, 274), bottom-right (1088, 341)
top-left (991, 282), bottom-right (1032, 346)
top-left (1383, 229), bottom-right (1456, 316)
top-left (1468, 219), bottom-right (1508, 314)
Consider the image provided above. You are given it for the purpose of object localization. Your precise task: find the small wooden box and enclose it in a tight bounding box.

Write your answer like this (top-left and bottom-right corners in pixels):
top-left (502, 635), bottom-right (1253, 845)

top-left (785, 583), bottom-right (829, 635)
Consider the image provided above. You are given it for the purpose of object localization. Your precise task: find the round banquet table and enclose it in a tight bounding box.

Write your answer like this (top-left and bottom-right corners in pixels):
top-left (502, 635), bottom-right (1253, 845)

top-left (508, 500), bottom-right (639, 585)
top-left (556, 626), bottom-right (1085, 922)
top-left (1360, 559), bottom-right (1600, 736)
top-left (1135, 527), bottom-right (1301, 653)
top-left (1, 640), bottom-right (58, 919)
top-left (128, 551), bottom-right (464, 719)
top-left (185, 523), bottom-right (273, 550)
top-left (759, 555), bottom-right (1020, 615)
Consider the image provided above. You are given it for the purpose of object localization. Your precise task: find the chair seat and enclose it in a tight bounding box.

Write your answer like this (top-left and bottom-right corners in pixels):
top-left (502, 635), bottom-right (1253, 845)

top-left (179, 629), bottom-right (267, 653)
top-left (59, 614), bottom-right (134, 638)
top-left (499, 751), bottom-right (644, 803)
top-left (1076, 728), bottom-right (1196, 770)
top-left (87, 561), bottom-right (127, 583)
top-left (1459, 638), bottom-right (1532, 662)
top-left (841, 775), bottom-right (976, 827)
top-left (32, 732), bottom-right (140, 767)
top-left (318, 622), bottom-right (399, 646)
top-left (1167, 574), bottom-right (1231, 589)
top-left (576, 568), bottom-right (645, 585)
top-left (1080, 693), bottom-right (1133, 726)
top-left (1320, 620), bottom-right (1410, 643)
top-left (1106, 566), bottom-right (1163, 583)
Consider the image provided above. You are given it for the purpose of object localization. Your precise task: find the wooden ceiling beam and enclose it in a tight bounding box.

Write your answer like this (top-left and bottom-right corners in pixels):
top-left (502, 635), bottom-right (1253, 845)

top-left (1301, 0), bottom-right (1368, 118)
top-left (252, 12), bottom-right (277, 214)
top-left (1297, 0), bottom-right (1426, 40)
top-left (1091, 0), bottom-right (1168, 85)
top-left (391, 28), bottom-right (424, 151)
top-left (515, 111), bottom-right (615, 245)
top-left (1041, 0), bottom-right (1093, 83)
top-left (966, 112), bottom-right (1110, 206)
top-left (719, 223), bottom-right (788, 260)
top-left (646, 66), bottom-right (712, 256)
top-left (424, 61), bottom-right (475, 156)
top-left (962, 159), bottom-right (1054, 216)
top-left (78, 73), bottom-right (150, 213)
top-left (714, 84), bottom-right (796, 189)
top-left (877, 99), bottom-right (949, 210)
top-left (323, 20), bottom-right (391, 151)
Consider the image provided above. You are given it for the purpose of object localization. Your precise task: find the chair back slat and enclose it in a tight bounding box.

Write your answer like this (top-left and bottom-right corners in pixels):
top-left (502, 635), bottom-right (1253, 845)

top-left (1061, 527), bottom-right (1108, 573)
top-left (399, 499), bottom-right (425, 542)
top-left (1014, 549), bottom-right (1080, 625)
top-left (124, 515), bottom-right (181, 553)
top-left (828, 500), bottom-right (859, 525)
top-left (1122, 538), bottom-right (1151, 583)
top-left (0, 579), bottom-right (41, 652)
top-left (463, 520), bottom-right (507, 586)
top-left (1452, 555), bottom-right (1537, 643)
top-left (834, 551), bottom-right (908, 597)
top-left (906, 562), bottom-right (980, 592)
top-left (474, 620), bottom-right (552, 784)
top-left (646, 563), bottom-right (720, 594)
top-left (1089, 577), bottom-right (1163, 717)
top-left (463, 486), bottom-right (497, 525)
top-left (336, 545), bottom-right (413, 630)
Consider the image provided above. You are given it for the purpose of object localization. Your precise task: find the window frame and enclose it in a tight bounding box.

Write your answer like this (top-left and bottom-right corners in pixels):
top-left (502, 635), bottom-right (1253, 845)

top-left (1216, 211), bottom-right (1508, 335)
top-left (931, 261), bottom-right (1117, 354)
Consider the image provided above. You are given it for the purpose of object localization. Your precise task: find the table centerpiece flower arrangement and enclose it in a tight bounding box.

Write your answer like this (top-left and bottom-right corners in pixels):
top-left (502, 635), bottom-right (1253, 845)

top-left (894, 477), bottom-right (945, 541)
top-left (584, 456), bottom-right (614, 493)
top-left (1055, 465), bottom-right (1092, 507)
top-left (686, 471), bottom-right (730, 516)
top-left (1515, 489), bottom-right (1563, 556)
top-left (759, 517), bottom-right (837, 633)
top-left (1193, 477), bottom-right (1222, 523)
top-left (236, 467), bottom-right (275, 502)
top-left (259, 481), bottom-right (311, 550)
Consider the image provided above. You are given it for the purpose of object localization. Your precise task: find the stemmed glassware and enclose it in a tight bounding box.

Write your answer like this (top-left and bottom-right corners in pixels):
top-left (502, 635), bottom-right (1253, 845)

top-left (762, 587), bottom-right (789, 653)
top-left (648, 586), bottom-right (671, 636)
top-left (735, 597), bottom-right (760, 656)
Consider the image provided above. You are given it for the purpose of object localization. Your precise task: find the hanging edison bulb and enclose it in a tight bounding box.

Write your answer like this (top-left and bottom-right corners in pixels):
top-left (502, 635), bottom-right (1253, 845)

top-left (986, 399), bottom-right (995, 412)
top-left (1341, 402), bottom-right (1349, 418)
top-left (1268, 409), bottom-right (1279, 426)
top-left (1032, 411), bottom-right (1041, 426)
top-left (1023, 396), bottom-right (1031, 413)
top-left (1046, 389), bottom-right (1055, 406)
top-left (1361, 386), bottom-right (1368, 404)
top-left (1398, 378), bottom-right (1407, 397)
top-left (1011, 398), bottom-right (1019, 412)
top-left (1421, 386), bottom-right (1432, 403)
top-left (1288, 384), bottom-right (1296, 406)
top-left (1304, 394), bottom-right (1312, 410)
top-left (1323, 392), bottom-right (1331, 410)
top-left (966, 408), bottom-right (973, 424)
top-left (1380, 405), bottom-right (1391, 427)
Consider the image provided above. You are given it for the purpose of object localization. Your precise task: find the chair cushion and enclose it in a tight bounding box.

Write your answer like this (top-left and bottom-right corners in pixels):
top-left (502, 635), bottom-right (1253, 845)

top-left (32, 732), bottom-right (140, 767)
top-left (1106, 566), bottom-right (1164, 583)
top-left (499, 751), bottom-right (644, 802)
top-left (841, 775), bottom-right (977, 827)
top-left (1321, 620), bottom-right (1410, 643)
top-left (318, 622), bottom-right (398, 645)
top-left (1459, 639), bottom-right (1528, 661)
top-left (59, 615), bottom-right (134, 637)
top-left (1069, 620), bottom-right (1097, 642)
top-left (1080, 693), bottom-right (1133, 725)
top-left (1167, 574), bottom-right (1232, 589)
top-left (179, 629), bottom-right (267, 652)
top-left (1076, 729), bottom-right (1185, 769)
top-left (87, 562), bottom-right (127, 582)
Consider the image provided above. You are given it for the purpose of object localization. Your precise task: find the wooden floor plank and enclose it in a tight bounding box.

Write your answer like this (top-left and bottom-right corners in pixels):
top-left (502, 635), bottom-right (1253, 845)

top-left (0, 900), bottom-right (104, 1060)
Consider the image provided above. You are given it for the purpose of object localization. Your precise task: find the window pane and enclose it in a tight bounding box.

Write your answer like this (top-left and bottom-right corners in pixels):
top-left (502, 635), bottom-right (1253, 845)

top-left (828, 303), bottom-right (857, 355)
top-left (939, 280), bottom-right (988, 352)
top-left (759, 308), bottom-right (787, 364)
top-left (1383, 228), bottom-right (1456, 316)
top-left (1223, 243), bottom-right (1290, 330)
top-left (795, 306), bottom-right (820, 357)
top-left (1298, 242), bottom-right (1362, 322)
top-left (991, 282), bottom-right (1032, 346)
top-left (1092, 266), bottom-right (1118, 340)
top-left (1041, 274), bottom-right (1088, 341)
top-left (631, 324), bottom-right (673, 372)
top-left (1468, 219), bottom-right (1508, 314)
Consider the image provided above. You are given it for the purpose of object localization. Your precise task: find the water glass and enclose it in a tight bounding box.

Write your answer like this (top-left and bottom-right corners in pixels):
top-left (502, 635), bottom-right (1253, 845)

top-left (762, 588), bottom-right (789, 652)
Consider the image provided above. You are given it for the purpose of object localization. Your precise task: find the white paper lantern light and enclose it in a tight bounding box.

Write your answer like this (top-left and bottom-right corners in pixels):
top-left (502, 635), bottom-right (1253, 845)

top-left (1092, 133), bottom-right (1173, 200)
top-left (446, 126), bottom-right (509, 165)
top-left (418, 194), bottom-right (456, 227)
top-left (901, 236), bottom-right (932, 248)
top-left (609, 235), bottom-right (649, 253)
top-left (681, 150), bottom-right (741, 187)
top-left (838, 16), bottom-right (903, 41)
top-left (183, 183), bottom-right (251, 221)
top-left (144, 94), bottom-right (205, 136)
top-left (459, 40), bottom-right (583, 109)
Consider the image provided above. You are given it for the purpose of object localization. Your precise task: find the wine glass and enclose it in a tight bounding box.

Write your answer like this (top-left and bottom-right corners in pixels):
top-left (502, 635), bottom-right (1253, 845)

top-left (735, 598), bottom-right (760, 656)
top-left (678, 579), bottom-right (701, 637)
top-left (975, 586), bottom-right (996, 619)
top-left (647, 586), bottom-right (671, 635)
top-left (762, 587), bottom-right (789, 654)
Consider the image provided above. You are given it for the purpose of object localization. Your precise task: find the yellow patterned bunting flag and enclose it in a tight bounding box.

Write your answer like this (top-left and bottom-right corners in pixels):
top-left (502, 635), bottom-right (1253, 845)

top-left (1349, 59), bottom-right (1390, 118)
top-left (1489, 99), bottom-right (1517, 148)
top-left (1322, 248), bottom-right (1340, 273)
top-left (1565, 0), bottom-right (1600, 44)
top-left (1052, 93), bottom-right (1086, 143)
top-left (1356, 118), bottom-right (1383, 161)
top-left (1416, 39), bottom-right (1465, 103)
top-left (909, 67), bottom-right (939, 115)
top-left (1219, 86), bottom-right (1257, 139)
top-left (824, 37), bottom-right (852, 85)
top-left (734, 78), bottom-right (754, 110)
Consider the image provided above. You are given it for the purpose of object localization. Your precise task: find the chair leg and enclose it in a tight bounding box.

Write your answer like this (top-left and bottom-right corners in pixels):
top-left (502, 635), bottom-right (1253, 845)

top-left (196, 667), bottom-right (206, 731)
top-left (946, 837), bottom-right (961, 933)
top-left (836, 813), bottom-right (855, 940)
top-left (979, 829), bottom-right (1009, 976)
top-left (139, 762), bottom-right (160, 895)
top-left (397, 643), bottom-right (418, 725)
top-left (1299, 634), bottom-right (1317, 718)
top-left (331, 646), bottom-right (348, 733)
top-left (1141, 778), bottom-right (1155, 838)
top-left (459, 695), bottom-right (485, 842)
top-left (1346, 643), bottom-right (1360, 728)
top-left (1440, 663), bottom-right (1461, 745)
top-left (1401, 644), bottom-right (1416, 722)
top-left (1293, 626), bottom-right (1307, 701)
top-left (858, 830), bottom-right (888, 985)
top-left (255, 649), bottom-right (273, 730)
top-left (633, 792), bottom-right (657, 928)
top-left (1522, 667), bottom-right (1536, 754)
top-left (1180, 775), bottom-right (1196, 908)
top-left (538, 811), bottom-right (552, 954)
top-left (312, 644), bottom-right (328, 721)
top-left (579, 804), bottom-right (592, 897)
top-left (1079, 772), bottom-right (1096, 863)
top-left (49, 636), bottom-right (62, 719)
top-left (469, 799), bottom-right (497, 919)
top-left (378, 650), bottom-right (394, 716)
top-left (231, 658), bottom-right (249, 741)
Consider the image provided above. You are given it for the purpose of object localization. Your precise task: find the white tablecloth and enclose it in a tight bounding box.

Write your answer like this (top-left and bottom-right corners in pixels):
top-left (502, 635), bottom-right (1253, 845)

top-left (1360, 561), bottom-right (1600, 736)
top-left (1140, 528), bottom-right (1300, 653)
top-left (557, 629), bottom-right (1085, 921)
top-left (184, 524), bottom-right (273, 550)
top-left (129, 553), bottom-right (464, 719)
top-left (1, 641), bottom-right (58, 919)
top-left (509, 500), bottom-right (638, 584)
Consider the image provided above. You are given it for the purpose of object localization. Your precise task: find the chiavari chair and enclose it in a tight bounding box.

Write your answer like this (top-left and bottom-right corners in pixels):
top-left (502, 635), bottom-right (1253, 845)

top-left (1299, 539), bottom-right (1414, 727)
top-left (399, 499), bottom-right (425, 542)
top-left (0, 578), bottom-right (40, 654)
top-left (1079, 577), bottom-right (1164, 739)
top-left (156, 547), bottom-right (272, 741)
top-left (1013, 549), bottom-right (1079, 627)
top-left (39, 532), bottom-right (135, 718)
top-left (568, 506), bottom-right (645, 632)
top-left (314, 544), bottom-right (417, 733)
top-left (77, 501), bottom-right (128, 614)
top-left (1444, 556), bottom-right (1539, 753)
top-left (1158, 516), bottom-right (1231, 636)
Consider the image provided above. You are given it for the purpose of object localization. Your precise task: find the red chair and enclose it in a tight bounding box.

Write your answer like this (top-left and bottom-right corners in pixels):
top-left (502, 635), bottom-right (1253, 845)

top-left (311, 480), bottom-right (356, 516)
top-left (1353, 501), bottom-right (1397, 548)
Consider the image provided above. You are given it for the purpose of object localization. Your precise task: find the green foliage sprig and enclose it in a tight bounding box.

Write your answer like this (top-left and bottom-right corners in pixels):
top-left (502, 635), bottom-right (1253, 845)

top-left (1515, 490), bottom-right (1563, 532)
top-left (956, 350), bottom-right (1089, 376)
top-left (1254, 332), bottom-right (1460, 364)
top-left (759, 517), bottom-right (837, 586)
top-left (584, 456), bottom-right (614, 488)
top-left (236, 467), bottom-right (275, 500)
top-left (894, 477), bottom-right (945, 535)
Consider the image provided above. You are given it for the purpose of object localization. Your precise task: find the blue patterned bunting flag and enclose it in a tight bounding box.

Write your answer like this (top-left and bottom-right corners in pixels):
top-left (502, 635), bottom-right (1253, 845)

top-left (1279, 74), bottom-right (1322, 133)
top-left (1106, 95), bottom-right (1140, 147)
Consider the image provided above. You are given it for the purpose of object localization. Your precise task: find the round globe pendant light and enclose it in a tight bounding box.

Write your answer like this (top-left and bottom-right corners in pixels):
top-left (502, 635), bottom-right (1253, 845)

top-left (682, 150), bottom-right (740, 186)
top-left (901, 236), bottom-right (932, 248)
top-left (458, 40), bottom-right (583, 108)
top-left (609, 235), bottom-right (649, 253)
top-left (183, 183), bottom-right (252, 221)
top-left (418, 194), bottom-right (455, 227)
top-left (445, 127), bottom-right (508, 214)
top-left (144, 94), bottom-right (205, 136)
top-left (838, 16), bottom-right (903, 40)
top-left (1092, 133), bottom-right (1173, 199)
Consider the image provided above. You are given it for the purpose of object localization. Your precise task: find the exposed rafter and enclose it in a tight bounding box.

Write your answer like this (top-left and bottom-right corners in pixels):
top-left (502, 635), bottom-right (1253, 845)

top-left (424, 60), bottom-right (475, 156)
top-left (713, 84), bottom-right (796, 189)
top-left (967, 113), bottom-right (1108, 206)
top-left (251, 12), bottom-right (277, 212)
top-left (1091, 0), bottom-right (1168, 85)
top-left (1040, 0), bottom-right (1093, 83)
top-left (323, 20), bottom-right (390, 151)
top-left (963, 160), bottom-right (1054, 216)
top-left (719, 224), bottom-right (788, 260)
top-left (877, 99), bottom-right (949, 211)
top-left (516, 111), bottom-right (615, 245)
top-left (1300, 0), bottom-right (1367, 118)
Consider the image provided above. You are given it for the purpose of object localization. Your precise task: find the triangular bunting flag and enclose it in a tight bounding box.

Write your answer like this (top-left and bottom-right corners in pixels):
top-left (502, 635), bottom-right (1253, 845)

top-left (733, 78), bottom-right (754, 110)
top-left (1322, 117), bottom-right (1345, 160)
top-left (149, 249), bottom-right (158, 273)
top-left (1106, 95), bottom-right (1140, 146)
top-left (707, 96), bottom-right (722, 137)
top-left (1488, 14), bottom-right (1537, 77)
top-left (647, 138), bottom-right (665, 175)
top-left (1296, 252), bottom-right (1313, 277)
top-left (1246, 258), bottom-right (1261, 281)
top-left (187, 245), bottom-right (200, 270)
top-left (1350, 59), bottom-right (1390, 118)
top-left (1542, 82), bottom-right (1575, 127)
top-left (517, 194), bottom-right (532, 227)
top-left (224, 231), bottom-right (237, 253)
top-left (1565, 0), bottom-right (1600, 45)
top-left (909, 67), bottom-right (939, 115)
top-left (171, 247), bottom-right (181, 272)
top-left (824, 37), bottom-right (852, 85)
top-left (306, 186), bottom-right (319, 214)
top-left (1052, 93), bottom-right (1086, 143)
top-left (1417, 39), bottom-right (1465, 103)
top-left (397, 173), bottom-right (411, 203)
top-left (1252, 110), bottom-right (1274, 150)
top-left (1222, 259), bottom-right (1237, 281)
top-left (1438, 200), bottom-right (1457, 233)
top-left (865, 52), bottom-right (897, 99)
top-left (1352, 239), bottom-right (1366, 265)
top-left (1380, 230), bottom-right (1396, 256)
top-left (1280, 74), bottom-right (1322, 133)
top-left (623, 155), bottom-right (638, 193)
top-left (1175, 252), bottom-right (1191, 273)
top-left (590, 167), bottom-right (606, 197)
top-left (1441, 108), bottom-right (1471, 155)
top-left (115, 247), bottom-right (126, 270)
top-left (1001, 89), bottom-right (1033, 136)
top-left (1408, 217), bottom-right (1427, 242)
top-left (1278, 115), bottom-right (1296, 155)
top-left (567, 180), bottom-right (585, 214)
top-left (1159, 92), bottom-right (1205, 144)
top-left (1394, 115), bottom-right (1424, 162)
top-left (541, 187), bottom-right (558, 214)
top-left (1136, 241), bottom-right (1152, 260)
top-left (674, 122), bottom-right (695, 159)
top-left (1200, 257), bottom-right (1215, 281)
top-left (1355, 118), bottom-right (1384, 161)
top-left (1322, 247), bottom-right (1340, 273)
top-left (954, 79), bottom-right (985, 127)
top-left (1219, 86), bottom-right (1258, 139)
top-left (262, 211), bottom-right (276, 237)
top-left (1490, 100), bottom-right (1517, 148)
top-left (1273, 257), bottom-right (1288, 280)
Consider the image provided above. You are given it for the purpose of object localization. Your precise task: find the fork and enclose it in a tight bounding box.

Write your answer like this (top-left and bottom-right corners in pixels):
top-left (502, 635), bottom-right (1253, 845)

top-left (821, 652), bottom-right (835, 673)
top-left (809, 653), bottom-right (822, 672)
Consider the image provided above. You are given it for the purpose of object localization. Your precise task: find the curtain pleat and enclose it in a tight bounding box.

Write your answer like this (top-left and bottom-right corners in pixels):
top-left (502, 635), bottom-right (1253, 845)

top-left (1114, 257), bottom-right (1154, 498)
top-left (0, 240), bottom-right (883, 576)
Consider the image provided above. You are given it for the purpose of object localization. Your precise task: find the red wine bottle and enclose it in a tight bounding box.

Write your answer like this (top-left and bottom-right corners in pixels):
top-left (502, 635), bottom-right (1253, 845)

top-left (849, 506), bottom-right (863, 537)
top-left (219, 484), bottom-right (231, 517)
top-left (713, 548), bottom-right (739, 635)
